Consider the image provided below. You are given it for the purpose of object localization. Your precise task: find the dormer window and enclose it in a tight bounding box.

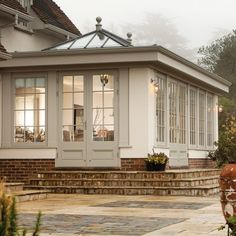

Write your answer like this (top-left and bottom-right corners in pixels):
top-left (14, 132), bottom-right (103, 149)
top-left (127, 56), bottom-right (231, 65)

top-left (17, 0), bottom-right (32, 12)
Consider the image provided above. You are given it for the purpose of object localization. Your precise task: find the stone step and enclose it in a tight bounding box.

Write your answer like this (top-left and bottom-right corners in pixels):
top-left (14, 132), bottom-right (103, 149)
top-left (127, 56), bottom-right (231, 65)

top-left (9, 190), bottom-right (49, 202)
top-left (29, 176), bottom-right (219, 188)
top-left (4, 183), bottom-right (24, 193)
top-left (37, 169), bottom-right (221, 180)
top-left (25, 184), bottom-right (219, 196)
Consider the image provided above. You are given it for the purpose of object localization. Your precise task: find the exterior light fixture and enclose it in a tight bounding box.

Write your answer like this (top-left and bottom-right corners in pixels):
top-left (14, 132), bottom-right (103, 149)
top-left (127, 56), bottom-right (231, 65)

top-left (151, 78), bottom-right (159, 93)
top-left (218, 105), bottom-right (223, 113)
top-left (100, 74), bottom-right (109, 87)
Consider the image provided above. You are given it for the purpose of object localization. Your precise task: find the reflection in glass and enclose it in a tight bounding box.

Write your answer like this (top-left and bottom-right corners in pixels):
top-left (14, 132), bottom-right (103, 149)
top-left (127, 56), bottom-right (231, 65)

top-left (93, 125), bottom-right (114, 141)
top-left (104, 92), bottom-right (114, 107)
top-left (63, 76), bottom-right (73, 92)
top-left (25, 95), bottom-right (34, 109)
top-left (104, 109), bottom-right (114, 124)
top-left (15, 96), bottom-right (24, 110)
top-left (74, 76), bottom-right (84, 92)
top-left (14, 111), bottom-right (24, 126)
top-left (63, 93), bottom-right (73, 108)
top-left (63, 110), bottom-right (73, 125)
top-left (14, 77), bottom-right (46, 143)
top-left (74, 93), bottom-right (84, 107)
top-left (93, 92), bottom-right (103, 108)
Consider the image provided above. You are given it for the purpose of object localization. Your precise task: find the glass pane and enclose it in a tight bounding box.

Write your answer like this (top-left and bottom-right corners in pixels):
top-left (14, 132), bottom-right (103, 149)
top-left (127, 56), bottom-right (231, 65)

top-left (74, 93), bottom-right (84, 107)
top-left (88, 34), bottom-right (108, 48)
top-left (104, 125), bottom-right (114, 141)
top-left (70, 34), bottom-right (95, 49)
top-left (15, 96), bottom-right (24, 110)
top-left (93, 108), bottom-right (103, 125)
top-left (35, 127), bottom-right (45, 142)
top-left (74, 109), bottom-right (84, 126)
top-left (63, 93), bottom-right (73, 108)
top-left (38, 110), bottom-right (45, 126)
top-left (93, 92), bottom-right (103, 108)
top-left (104, 92), bottom-right (114, 107)
top-left (104, 75), bottom-right (114, 91)
top-left (104, 109), bottom-right (114, 125)
top-left (63, 126), bottom-right (73, 142)
top-left (35, 94), bottom-right (45, 109)
top-left (93, 125), bottom-right (104, 141)
top-left (25, 78), bottom-right (35, 93)
top-left (36, 78), bottom-right (45, 93)
top-left (14, 111), bottom-right (24, 126)
top-left (25, 127), bottom-right (34, 142)
top-left (14, 126), bottom-right (24, 142)
top-left (25, 111), bottom-right (34, 126)
top-left (104, 39), bottom-right (122, 47)
top-left (93, 75), bottom-right (103, 91)
top-left (25, 95), bottom-right (34, 110)
top-left (63, 110), bottom-right (73, 125)
top-left (54, 41), bottom-right (73, 50)
top-left (74, 124), bottom-right (84, 142)
top-left (63, 76), bottom-right (73, 92)
top-left (15, 79), bottom-right (25, 94)
top-left (74, 76), bottom-right (84, 92)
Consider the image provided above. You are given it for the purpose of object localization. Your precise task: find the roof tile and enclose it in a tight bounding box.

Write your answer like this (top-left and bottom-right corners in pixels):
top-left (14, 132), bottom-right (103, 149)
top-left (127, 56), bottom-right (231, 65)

top-left (0, 0), bottom-right (28, 14)
top-left (32, 0), bottom-right (81, 36)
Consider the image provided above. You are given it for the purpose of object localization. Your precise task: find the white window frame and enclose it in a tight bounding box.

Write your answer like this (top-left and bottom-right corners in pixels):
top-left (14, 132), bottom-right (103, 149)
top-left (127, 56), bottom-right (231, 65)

top-left (206, 93), bottom-right (214, 148)
top-left (189, 86), bottom-right (197, 148)
top-left (11, 73), bottom-right (48, 147)
top-left (155, 72), bottom-right (167, 146)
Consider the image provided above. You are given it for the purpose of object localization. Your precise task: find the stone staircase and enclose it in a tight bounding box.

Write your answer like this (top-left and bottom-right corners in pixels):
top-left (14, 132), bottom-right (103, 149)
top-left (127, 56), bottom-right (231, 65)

top-left (4, 182), bottom-right (49, 202)
top-left (26, 169), bottom-right (221, 196)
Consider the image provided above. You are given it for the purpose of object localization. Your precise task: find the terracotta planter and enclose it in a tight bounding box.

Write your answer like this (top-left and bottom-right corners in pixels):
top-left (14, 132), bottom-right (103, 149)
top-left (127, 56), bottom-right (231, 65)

top-left (219, 163), bottom-right (236, 220)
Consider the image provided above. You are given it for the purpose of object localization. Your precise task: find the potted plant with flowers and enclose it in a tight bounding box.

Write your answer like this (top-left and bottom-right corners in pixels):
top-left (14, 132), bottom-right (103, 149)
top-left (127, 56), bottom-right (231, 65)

top-left (145, 151), bottom-right (168, 171)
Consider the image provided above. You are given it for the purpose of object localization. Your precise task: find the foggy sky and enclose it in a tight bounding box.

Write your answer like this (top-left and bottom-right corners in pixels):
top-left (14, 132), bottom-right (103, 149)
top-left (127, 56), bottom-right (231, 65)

top-left (54, 0), bottom-right (236, 60)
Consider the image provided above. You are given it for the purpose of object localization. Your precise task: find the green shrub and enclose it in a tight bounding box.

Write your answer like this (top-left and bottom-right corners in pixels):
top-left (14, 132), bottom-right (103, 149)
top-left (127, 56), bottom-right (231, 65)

top-left (209, 116), bottom-right (236, 167)
top-left (0, 182), bottom-right (42, 236)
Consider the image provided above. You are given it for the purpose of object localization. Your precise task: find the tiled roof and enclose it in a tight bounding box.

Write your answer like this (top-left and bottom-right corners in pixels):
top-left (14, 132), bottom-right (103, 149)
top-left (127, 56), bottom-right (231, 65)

top-left (32, 0), bottom-right (81, 36)
top-left (0, 0), bottom-right (28, 14)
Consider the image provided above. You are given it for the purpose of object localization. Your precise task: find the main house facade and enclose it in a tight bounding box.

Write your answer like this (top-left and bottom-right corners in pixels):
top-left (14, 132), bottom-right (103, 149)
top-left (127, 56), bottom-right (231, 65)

top-left (0, 3), bottom-right (231, 181)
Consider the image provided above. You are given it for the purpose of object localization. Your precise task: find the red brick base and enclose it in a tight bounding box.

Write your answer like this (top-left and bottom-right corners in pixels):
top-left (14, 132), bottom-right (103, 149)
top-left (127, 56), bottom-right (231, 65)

top-left (0, 159), bottom-right (55, 183)
top-left (0, 158), bottom-right (217, 183)
top-left (188, 158), bottom-right (216, 169)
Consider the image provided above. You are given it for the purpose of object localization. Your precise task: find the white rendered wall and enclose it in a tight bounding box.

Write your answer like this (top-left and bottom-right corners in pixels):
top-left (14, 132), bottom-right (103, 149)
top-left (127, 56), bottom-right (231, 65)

top-left (120, 68), bottom-right (155, 158)
top-left (1, 27), bottom-right (61, 52)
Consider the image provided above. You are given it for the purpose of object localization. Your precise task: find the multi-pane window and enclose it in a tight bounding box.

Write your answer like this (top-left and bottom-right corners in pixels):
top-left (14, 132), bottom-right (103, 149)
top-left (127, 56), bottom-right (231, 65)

top-left (207, 94), bottom-right (214, 147)
top-left (62, 75), bottom-right (84, 142)
top-left (92, 74), bottom-right (114, 141)
top-left (178, 85), bottom-right (186, 144)
top-left (14, 78), bottom-right (46, 143)
top-left (190, 88), bottom-right (197, 145)
top-left (169, 81), bottom-right (178, 144)
top-left (199, 91), bottom-right (206, 146)
top-left (156, 74), bottom-right (166, 143)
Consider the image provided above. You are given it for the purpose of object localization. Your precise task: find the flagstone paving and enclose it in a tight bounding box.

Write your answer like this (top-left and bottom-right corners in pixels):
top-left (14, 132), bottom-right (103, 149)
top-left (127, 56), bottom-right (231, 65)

top-left (17, 194), bottom-right (227, 236)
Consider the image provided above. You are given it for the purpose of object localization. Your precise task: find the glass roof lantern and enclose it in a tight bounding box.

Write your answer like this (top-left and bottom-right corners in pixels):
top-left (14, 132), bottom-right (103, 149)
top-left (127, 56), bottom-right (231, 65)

top-left (46, 17), bottom-right (133, 51)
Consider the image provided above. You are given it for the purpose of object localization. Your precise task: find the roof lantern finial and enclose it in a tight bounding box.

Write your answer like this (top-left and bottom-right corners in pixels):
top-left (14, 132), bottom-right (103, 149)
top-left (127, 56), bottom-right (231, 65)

top-left (96, 16), bottom-right (102, 31)
top-left (127, 32), bottom-right (132, 44)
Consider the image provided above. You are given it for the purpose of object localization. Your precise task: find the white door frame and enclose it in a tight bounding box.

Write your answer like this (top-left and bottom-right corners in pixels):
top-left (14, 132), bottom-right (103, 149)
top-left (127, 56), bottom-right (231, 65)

top-left (168, 78), bottom-right (188, 167)
top-left (56, 70), bottom-right (119, 168)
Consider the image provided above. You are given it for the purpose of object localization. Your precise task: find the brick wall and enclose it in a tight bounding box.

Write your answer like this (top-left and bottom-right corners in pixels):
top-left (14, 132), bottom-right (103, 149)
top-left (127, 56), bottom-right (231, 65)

top-left (0, 159), bottom-right (55, 183)
top-left (188, 158), bottom-right (216, 169)
top-left (0, 158), bottom-right (217, 183)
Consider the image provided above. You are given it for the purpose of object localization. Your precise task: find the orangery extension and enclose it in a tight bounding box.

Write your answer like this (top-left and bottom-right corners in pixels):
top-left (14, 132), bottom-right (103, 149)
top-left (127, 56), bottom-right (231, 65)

top-left (0, 16), bottom-right (231, 182)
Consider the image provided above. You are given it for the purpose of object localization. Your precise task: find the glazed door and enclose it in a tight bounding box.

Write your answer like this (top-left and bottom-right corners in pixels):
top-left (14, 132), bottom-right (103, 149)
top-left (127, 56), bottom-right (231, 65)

top-left (168, 80), bottom-right (188, 167)
top-left (56, 72), bottom-right (119, 168)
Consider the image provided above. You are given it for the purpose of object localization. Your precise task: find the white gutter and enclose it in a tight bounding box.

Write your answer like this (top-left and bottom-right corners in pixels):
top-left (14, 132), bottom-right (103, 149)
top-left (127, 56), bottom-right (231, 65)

top-left (45, 24), bottom-right (80, 39)
top-left (0, 4), bottom-right (34, 21)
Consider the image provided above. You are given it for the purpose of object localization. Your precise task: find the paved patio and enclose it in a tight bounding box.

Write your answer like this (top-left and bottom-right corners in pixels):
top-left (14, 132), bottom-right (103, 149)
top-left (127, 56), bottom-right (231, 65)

top-left (18, 194), bottom-right (227, 236)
